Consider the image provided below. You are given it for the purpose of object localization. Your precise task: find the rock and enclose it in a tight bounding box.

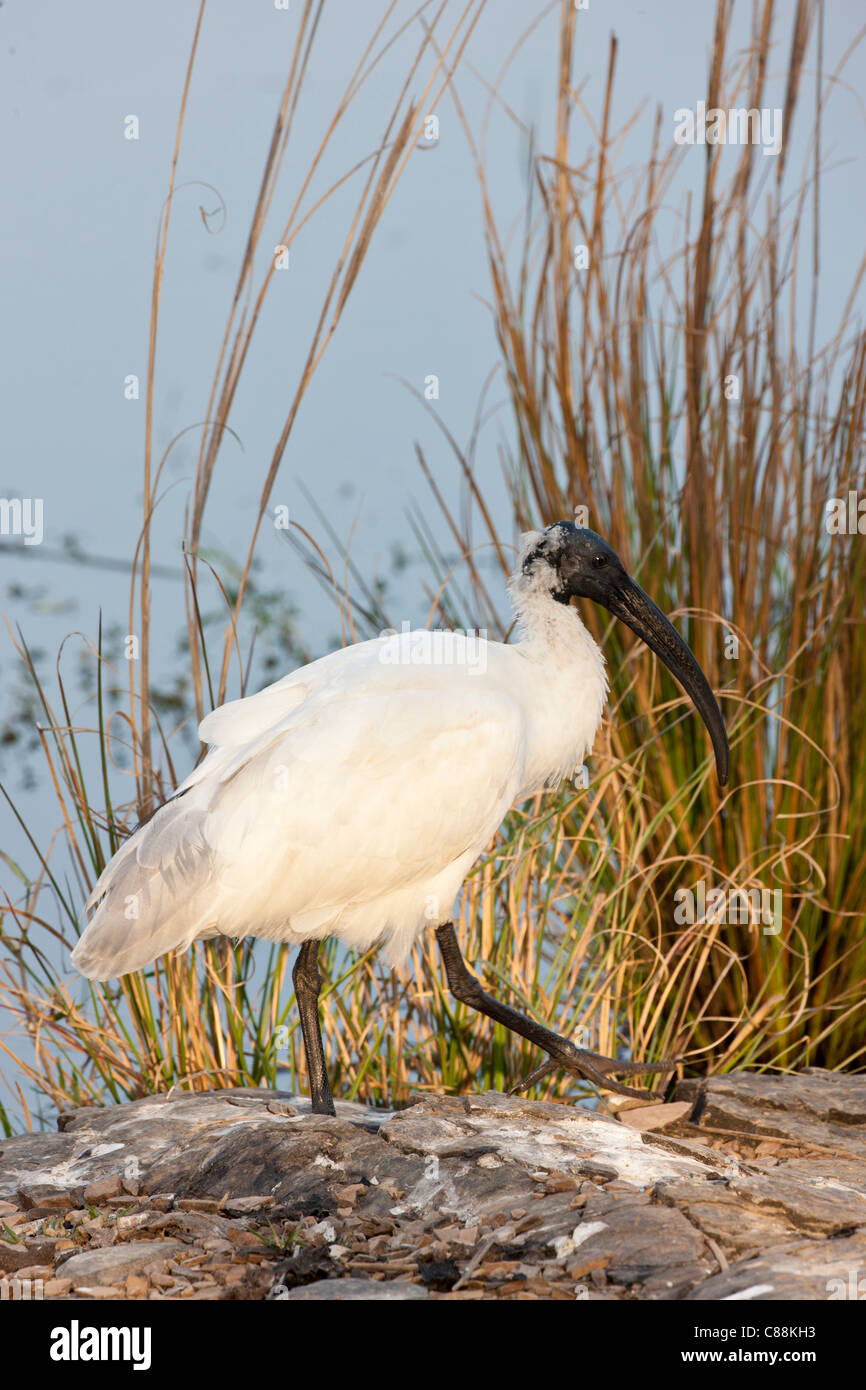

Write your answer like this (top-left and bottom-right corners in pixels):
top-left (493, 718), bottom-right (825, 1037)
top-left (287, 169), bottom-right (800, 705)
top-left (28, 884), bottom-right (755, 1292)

top-left (655, 1178), bottom-right (800, 1254)
top-left (755, 1156), bottom-right (866, 1194)
top-left (1, 1075), bottom-right (864, 1302)
top-left (175, 1197), bottom-right (224, 1213)
top-left (266, 1101), bottom-right (298, 1118)
top-left (8, 1263), bottom-right (54, 1280)
top-left (115, 1211), bottom-right (153, 1235)
top-left (685, 1230), bottom-right (866, 1300)
top-left (58, 1240), bottom-right (185, 1286)
top-left (224, 1195), bottom-right (275, 1215)
top-left (727, 1172), bottom-right (866, 1235)
top-left (158, 1210), bottom-right (233, 1241)
top-left (333, 1183), bottom-right (366, 1207)
top-left (0, 1134), bottom-right (80, 1199)
top-left (4, 1085), bottom-right (734, 1220)
top-left (618, 1102), bottom-right (693, 1132)
top-left (0, 1240), bottom-right (56, 1273)
top-left (0, 1088), bottom-right (371, 1202)
top-left (656, 1164), bottom-right (866, 1253)
top-left (227, 1227), bottom-right (263, 1248)
top-left (380, 1092), bottom-right (737, 1190)
top-left (551, 1200), bottom-right (712, 1294)
top-left (83, 1174), bottom-right (124, 1203)
top-left (17, 1184), bottom-right (80, 1210)
top-left (43, 1278), bottom-right (73, 1297)
top-left (677, 1069), bottom-right (866, 1156)
top-left (275, 1277), bottom-right (427, 1300)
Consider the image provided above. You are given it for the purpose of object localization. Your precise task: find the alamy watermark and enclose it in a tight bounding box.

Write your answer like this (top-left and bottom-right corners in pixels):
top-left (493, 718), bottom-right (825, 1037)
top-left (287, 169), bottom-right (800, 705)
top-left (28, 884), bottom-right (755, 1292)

top-left (379, 622), bottom-right (488, 675)
top-left (0, 496), bottom-right (43, 545)
top-left (826, 1269), bottom-right (866, 1300)
top-left (825, 491), bottom-right (866, 535)
top-left (673, 102), bottom-right (782, 157)
top-left (1, 1274), bottom-right (43, 1300)
top-left (50, 1321), bottom-right (151, 1369)
top-left (674, 878), bottom-right (782, 935)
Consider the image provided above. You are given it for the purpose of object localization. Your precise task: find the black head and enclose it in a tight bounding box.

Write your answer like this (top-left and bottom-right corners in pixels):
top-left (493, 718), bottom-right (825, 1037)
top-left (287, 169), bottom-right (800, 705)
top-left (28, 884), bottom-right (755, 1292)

top-left (522, 522), bottom-right (729, 786)
top-left (522, 522), bottom-right (629, 605)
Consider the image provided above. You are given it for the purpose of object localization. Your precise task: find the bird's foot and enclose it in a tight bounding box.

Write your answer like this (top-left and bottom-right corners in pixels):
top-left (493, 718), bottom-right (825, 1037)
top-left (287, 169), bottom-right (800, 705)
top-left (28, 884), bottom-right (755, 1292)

top-left (508, 1039), bottom-right (678, 1102)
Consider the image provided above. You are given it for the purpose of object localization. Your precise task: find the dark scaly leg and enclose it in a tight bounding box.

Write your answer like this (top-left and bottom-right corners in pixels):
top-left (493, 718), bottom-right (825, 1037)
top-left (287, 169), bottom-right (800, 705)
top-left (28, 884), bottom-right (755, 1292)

top-left (292, 939), bottom-right (336, 1116)
top-left (436, 922), bottom-right (675, 1102)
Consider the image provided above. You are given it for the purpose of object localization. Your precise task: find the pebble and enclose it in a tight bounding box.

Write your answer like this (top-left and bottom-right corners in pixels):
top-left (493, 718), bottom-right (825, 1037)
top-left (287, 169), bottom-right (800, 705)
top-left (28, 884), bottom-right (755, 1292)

top-left (83, 1175), bottom-right (124, 1203)
top-left (43, 1278), bottom-right (73, 1296)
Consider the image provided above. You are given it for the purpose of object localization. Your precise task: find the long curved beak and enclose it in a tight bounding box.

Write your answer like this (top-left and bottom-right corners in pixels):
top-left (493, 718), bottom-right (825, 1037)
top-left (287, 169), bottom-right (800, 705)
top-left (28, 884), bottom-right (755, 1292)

top-left (601, 576), bottom-right (729, 786)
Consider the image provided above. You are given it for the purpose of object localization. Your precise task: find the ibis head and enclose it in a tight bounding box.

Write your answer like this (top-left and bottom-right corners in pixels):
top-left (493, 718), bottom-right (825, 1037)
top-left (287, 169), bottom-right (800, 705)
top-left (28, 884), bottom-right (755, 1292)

top-left (522, 523), bottom-right (729, 785)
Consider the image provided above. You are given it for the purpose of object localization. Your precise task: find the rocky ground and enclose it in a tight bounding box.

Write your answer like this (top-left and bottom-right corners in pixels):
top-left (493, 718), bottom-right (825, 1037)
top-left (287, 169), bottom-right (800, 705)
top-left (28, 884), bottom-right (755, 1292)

top-left (0, 1069), bottom-right (864, 1301)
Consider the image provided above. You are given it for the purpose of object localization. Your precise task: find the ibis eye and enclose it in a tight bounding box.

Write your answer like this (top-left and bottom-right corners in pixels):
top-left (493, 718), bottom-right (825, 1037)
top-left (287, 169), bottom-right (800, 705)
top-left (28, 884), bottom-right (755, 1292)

top-left (592, 553), bottom-right (607, 569)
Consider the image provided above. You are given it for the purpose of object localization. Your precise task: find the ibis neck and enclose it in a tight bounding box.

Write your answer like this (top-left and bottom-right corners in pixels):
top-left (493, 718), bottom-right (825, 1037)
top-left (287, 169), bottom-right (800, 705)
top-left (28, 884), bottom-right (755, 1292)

top-left (509, 576), bottom-right (597, 657)
top-left (506, 576), bottom-right (609, 790)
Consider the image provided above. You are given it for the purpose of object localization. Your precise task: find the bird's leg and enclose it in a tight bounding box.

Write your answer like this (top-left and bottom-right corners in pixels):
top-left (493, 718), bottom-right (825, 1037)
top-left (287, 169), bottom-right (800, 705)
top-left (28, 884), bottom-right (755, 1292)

top-left (292, 939), bottom-right (336, 1117)
top-left (435, 923), bottom-right (676, 1103)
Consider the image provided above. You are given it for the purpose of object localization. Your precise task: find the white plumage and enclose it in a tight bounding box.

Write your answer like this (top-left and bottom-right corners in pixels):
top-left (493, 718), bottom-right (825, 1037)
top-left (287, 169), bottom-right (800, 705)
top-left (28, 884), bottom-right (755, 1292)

top-left (71, 529), bottom-right (608, 981)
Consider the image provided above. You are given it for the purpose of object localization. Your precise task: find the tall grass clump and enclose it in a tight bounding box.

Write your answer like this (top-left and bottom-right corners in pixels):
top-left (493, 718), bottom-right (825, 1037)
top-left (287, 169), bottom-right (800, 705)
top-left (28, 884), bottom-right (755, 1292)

top-left (388, 0), bottom-right (866, 1091)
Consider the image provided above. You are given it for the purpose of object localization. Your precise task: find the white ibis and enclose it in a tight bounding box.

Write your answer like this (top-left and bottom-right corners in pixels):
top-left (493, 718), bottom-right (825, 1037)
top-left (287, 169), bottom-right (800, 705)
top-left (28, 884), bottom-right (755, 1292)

top-left (72, 523), bottom-right (729, 1113)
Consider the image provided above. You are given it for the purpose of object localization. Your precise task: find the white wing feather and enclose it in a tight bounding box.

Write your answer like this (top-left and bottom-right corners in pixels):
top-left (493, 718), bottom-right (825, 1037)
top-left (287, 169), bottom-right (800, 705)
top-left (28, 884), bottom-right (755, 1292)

top-left (72, 635), bottom-right (526, 979)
